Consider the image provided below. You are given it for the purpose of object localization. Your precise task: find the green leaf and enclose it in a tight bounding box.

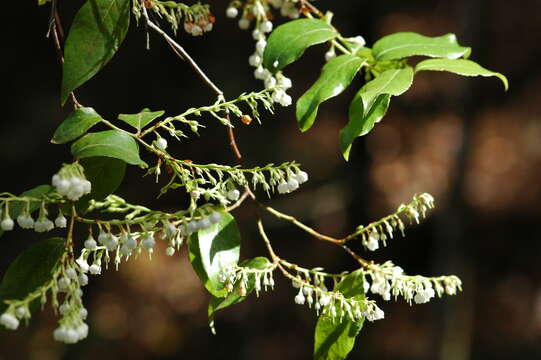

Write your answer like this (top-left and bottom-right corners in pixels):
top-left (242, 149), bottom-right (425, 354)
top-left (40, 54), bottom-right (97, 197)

top-left (339, 67), bottom-right (414, 160)
top-left (372, 32), bottom-right (471, 61)
top-left (61, 0), bottom-right (131, 105)
top-left (208, 257), bottom-right (270, 334)
top-left (118, 109), bottom-right (165, 133)
top-left (71, 130), bottom-right (146, 166)
top-left (263, 19), bottom-right (337, 72)
top-left (0, 238), bottom-right (65, 314)
top-left (9, 185), bottom-right (55, 219)
top-left (51, 107), bottom-right (104, 144)
top-left (38, 0), bottom-right (51, 5)
top-left (314, 270), bottom-right (366, 360)
top-left (296, 55), bottom-right (366, 132)
top-left (81, 157), bottom-right (126, 200)
top-left (416, 58), bottom-right (508, 91)
top-left (189, 212), bottom-right (241, 298)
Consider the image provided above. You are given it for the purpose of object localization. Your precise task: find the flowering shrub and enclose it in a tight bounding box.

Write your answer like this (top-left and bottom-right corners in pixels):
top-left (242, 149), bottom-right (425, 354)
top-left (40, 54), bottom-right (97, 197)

top-left (0, 0), bottom-right (507, 358)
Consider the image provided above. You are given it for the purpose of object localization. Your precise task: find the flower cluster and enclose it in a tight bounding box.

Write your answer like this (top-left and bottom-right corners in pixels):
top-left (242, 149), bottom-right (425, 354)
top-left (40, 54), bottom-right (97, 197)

top-left (355, 193), bottom-right (436, 251)
top-left (362, 261), bottom-right (462, 305)
top-left (226, 1), bottom-right (294, 107)
top-left (183, 14), bottom-right (215, 36)
top-left (218, 261), bottom-right (276, 297)
top-left (52, 163), bottom-right (91, 201)
top-left (277, 170), bottom-right (308, 194)
top-left (1, 202), bottom-right (67, 233)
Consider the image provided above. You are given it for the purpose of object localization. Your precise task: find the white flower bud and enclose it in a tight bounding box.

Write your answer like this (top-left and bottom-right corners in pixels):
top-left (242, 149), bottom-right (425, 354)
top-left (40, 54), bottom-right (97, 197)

top-left (255, 39), bottom-right (267, 55)
top-left (65, 268), bottom-right (77, 279)
top-left (260, 20), bottom-right (273, 33)
top-left (264, 76), bottom-right (277, 89)
top-left (76, 258), bottom-right (89, 273)
top-left (226, 7), bottom-right (238, 18)
top-left (17, 215), bottom-right (34, 229)
top-left (79, 273), bottom-right (89, 286)
top-left (325, 50), bottom-right (336, 62)
top-left (0, 313), bottom-right (19, 330)
top-left (254, 66), bottom-right (269, 80)
top-left (165, 246), bottom-right (175, 256)
top-left (55, 214), bottom-right (67, 228)
top-left (84, 237), bottom-right (97, 251)
top-left (294, 290), bottom-right (306, 305)
top-left (226, 189), bottom-right (240, 201)
top-left (238, 18), bottom-right (250, 30)
top-left (156, 137), bottom-right (168, 151)
top-left (89, 264), bottom-right (101, 275)
top-left (249, 54), bottom-right (262, 67)
top-left (278, 76), bottom-right (292, 89)
top-left (79, 308), bottom-right (88, 319)
top-left (287, 178), bottom-right (299, 192)
top-left (252, 29), bottom-right (262, 40)
top-left (191, 25), bottom-right (203, 36)
top-left (319, 294), bottom-right (331, 307)
top-left (1, 218), bottom-right (14, 231)
top-left (295, 171), bottom-right (308, 184)
top-left (141, 234), bottom-right (156, 249)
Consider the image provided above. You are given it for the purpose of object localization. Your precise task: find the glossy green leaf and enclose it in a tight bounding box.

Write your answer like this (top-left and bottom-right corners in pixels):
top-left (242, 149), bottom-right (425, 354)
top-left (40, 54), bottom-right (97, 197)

top-left (263, 19), bottom-right (337, 72)
top-left (51, 107), bottom-right (104, 144)
top-left (61, 0), bottom-right (131, 105)
top-left (208, 257), bottom-right (270, 334)
top-left (118, 109), bottom-right (165, 132)
top-left (314, 270), bottom-right (366, 360)
top-left (416, 58), bottom-right (508, 91)
top-left (339, 67), bottom-right (414, 160)
top-left (9, 185), bottom-right (55, 219)
top-left (0, 238), bottom-right (65, 313)
top-left (80, 157), bottom-right (126, 200)
top-left (296, 55), bottom-right (366, 132)
top-left (189, 212), bottom-right (241, 298)
top-left (372, 32), bottom-right (471, 61)
top-left (71, 130), bottom-right (146, 166)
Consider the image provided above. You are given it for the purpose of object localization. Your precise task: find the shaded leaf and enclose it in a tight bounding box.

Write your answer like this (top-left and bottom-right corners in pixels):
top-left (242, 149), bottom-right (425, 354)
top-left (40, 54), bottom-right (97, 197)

top-left (314, 270), bottom-right (366, 360)
top-left (0, 238), bottom-right (65, 313)
top-left (9, 185), bottom-right (55, 219)
top-left (81, 157), bottom-right (126, 201)
top-left (208, 257), bottom-right (270, 334)
top-left (61, 0), bottom-right (131, 105)
top-left (416, 58), bottom-right (508, 90)
top-left (296, 55), bottom-right (366, 132)
top-left (51, 107), bottom-right (104, 144)
top-left (189, 212), bottom-right (241, 298)
top-left (118, 109), bottom-right (165, 133)
top-left (372, 32), bottom-right (471, 61)
top-left (340, 67), bottom-right (414, 160)
top-left (71, 130), bottom-right (146, 166)
top-left (263, 19), bottom-right (337, 72)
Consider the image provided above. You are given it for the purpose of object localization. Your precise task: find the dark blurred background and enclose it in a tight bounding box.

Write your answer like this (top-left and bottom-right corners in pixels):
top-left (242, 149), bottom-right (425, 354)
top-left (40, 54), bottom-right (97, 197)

top-left (1, 0), bottom-right (540, 359)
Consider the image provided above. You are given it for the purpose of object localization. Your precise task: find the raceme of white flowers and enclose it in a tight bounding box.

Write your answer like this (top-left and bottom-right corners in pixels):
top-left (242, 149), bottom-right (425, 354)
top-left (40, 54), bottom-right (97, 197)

top-left (226, 0), bottom-right (295, 107)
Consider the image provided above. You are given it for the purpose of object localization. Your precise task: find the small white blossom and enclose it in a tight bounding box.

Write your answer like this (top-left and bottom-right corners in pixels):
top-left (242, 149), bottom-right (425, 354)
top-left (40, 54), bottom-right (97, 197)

top-left (55, 213), bottom-right (67, 228)
top-left (0, 313), bottom-right (19, 330)
top-left (294, 290), bottom-right (306, 305)
top-left (165, 246), bottom-right (175, 256)
top-left (17, 215), bottom-right (34, 229)
top-left (249, 54), bottom-right (262, 67)
top-left (238, 18), bottom-right (250, 30)
top-left (1, 218), bottom-right (14, 231)
top-left (260, 20), bottom-right (273, 33)
top-left (156, 137), bottom-right (168, 151)
top-left (89, 264), bottom-right (101, 275)
top-left (84, 237), bottom-right (97, 251)
top-left (226, 7), bottom-right (238, 18)
top-left (325, 50), bottom-right (336, 62)
top-left (227, 189), bottom-right (240, 201)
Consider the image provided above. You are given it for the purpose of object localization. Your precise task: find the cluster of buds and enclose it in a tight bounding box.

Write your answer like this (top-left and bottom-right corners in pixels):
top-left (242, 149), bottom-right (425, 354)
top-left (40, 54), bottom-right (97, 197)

top-left (1, 203), bottom-right (67, 233)
top-left (183, 14), bottom-right (215, 36)
top-left (291, 277), bottom-right (385, 323)
top-left (219, 262), bottom-right (276, 296)
top-left (277, 170), bottom-right (308, 194)
top-left (226, 1), bottom-right (294, 107)
top-left (52, 163), bottom-right (91, 201)
top-left (363, 263), bottom-right (462, 305)
top-left (53, 263), bottom-right (90, 343)
top-left (359, 193), bottom-right (436, 252)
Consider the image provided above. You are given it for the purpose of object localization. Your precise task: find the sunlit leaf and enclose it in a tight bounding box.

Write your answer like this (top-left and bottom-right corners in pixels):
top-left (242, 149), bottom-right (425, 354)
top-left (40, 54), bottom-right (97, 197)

top-left (51, 107), bottom-right (103, 144)
top-left (71, 130), bottom-right (146, 166)
top-left (296, 55), bottom-right (366, 132)
top-left (416, 58), bottom-right (508, 90)
top-left (61, 0), bottom-right (131, 105)
top-left (189, 212), bottom-right (241, 298)
top-left (117, 109), bottom-right (165, 133)
top-left (340, 67), bottom-right (414, 160)
top-left (263, 19), bottom-right (337, 72)
top-left (372, 32), bottom-right (471, 61)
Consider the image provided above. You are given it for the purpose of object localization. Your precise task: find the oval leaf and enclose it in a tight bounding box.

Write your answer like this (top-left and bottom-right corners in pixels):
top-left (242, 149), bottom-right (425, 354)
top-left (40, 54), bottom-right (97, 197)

top-left (372, 32), bottom-right (471, 61)
top-left (208, 257), bottom-right (270, 334)
top-left (340, 94), bottom-right (390, 161)
top-left (314, 270), bottom-right (366, 360)
top-left (118, 109), bottom-right (165, 132)
top-left (416, 58), bottom-right (508, 91)
top-left (71, 130), bottom-right (146, 166)
top-left (296, 55), bottom-right (366, 132)
top-left (0, 238), bottom-right (65, 313)
top-left (52, 107), bottom-right (104, 144)
top-left (339, 67), bottom-right (413, 161)
top-left (81, 157), bottom-right (126, 201)
top-left (263, 19), bottom-right (337, 72)
top-left (61, 0), bottom-right (131, 105)
top-left (189, 212), bottom-right (241, 298)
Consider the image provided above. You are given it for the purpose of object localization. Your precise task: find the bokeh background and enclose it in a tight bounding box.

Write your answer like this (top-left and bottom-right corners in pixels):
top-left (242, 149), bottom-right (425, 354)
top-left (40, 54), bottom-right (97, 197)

top-left (1, 0), bottom-right (540, 359)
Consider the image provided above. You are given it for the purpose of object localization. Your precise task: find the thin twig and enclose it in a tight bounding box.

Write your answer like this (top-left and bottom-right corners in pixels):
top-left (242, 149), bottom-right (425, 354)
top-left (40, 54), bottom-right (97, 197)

top-left (140, 2), bottom-right (223, 97)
